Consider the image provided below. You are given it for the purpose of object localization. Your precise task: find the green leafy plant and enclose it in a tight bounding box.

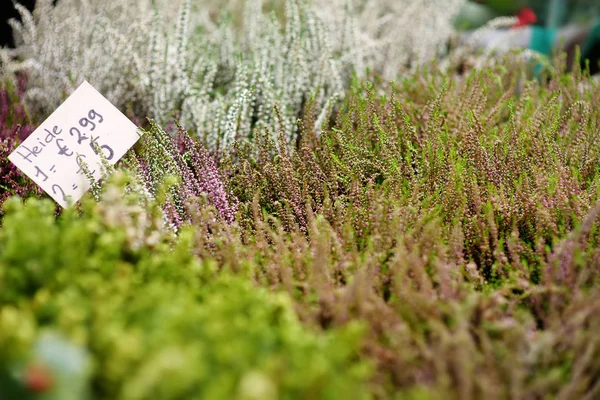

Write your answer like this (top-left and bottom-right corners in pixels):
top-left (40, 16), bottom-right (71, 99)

top-left (0, 175), bottom-right (371, 400)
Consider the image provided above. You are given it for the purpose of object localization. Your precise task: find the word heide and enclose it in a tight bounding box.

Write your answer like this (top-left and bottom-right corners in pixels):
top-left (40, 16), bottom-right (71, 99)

top-left (9, 81), bottom-right (141, 207)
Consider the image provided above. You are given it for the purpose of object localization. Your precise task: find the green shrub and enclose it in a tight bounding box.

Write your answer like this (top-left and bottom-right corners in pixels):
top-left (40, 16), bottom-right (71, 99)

top-left (0, 183), bottom-right (371, 400)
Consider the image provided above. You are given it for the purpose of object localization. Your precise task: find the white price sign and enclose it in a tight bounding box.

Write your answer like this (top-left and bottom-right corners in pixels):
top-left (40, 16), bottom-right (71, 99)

top-left (8, 81), bottom-right (141, 207)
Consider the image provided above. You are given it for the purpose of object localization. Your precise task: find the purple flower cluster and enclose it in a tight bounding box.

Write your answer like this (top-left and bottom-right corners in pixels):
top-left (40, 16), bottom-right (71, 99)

top-left (180, 129), bottom-right (237, 224)
top-left (134, 121), bottom-right (236, 227)
top-left (0, 78), bottom-right (42, 208)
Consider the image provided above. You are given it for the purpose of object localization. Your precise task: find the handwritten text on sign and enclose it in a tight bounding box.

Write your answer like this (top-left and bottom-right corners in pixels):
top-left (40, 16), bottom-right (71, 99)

top-left (9, 81), bottom-right (141, 207)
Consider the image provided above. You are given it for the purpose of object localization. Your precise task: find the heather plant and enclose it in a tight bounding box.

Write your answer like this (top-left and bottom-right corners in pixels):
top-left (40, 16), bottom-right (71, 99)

top-left (181, 0), bottom-right (347, 149)
top-left (128, 120), bottom-right (237, 227)
top-left (7, 0), bottom-right (467, 149)
top-left (181, 0), bottom-right (465, 148)
top-left (0, 77), bottom-right (42, 209)
top-left (0, 175), bottom-right (371, 399)
top-left (3, 4), bottom-right (600, 395)
top-left (183, 196), bottom-right (600, 398)
top-left (315, 0), bottom-right (465, 78)
top-left (197, 58), bottom-right (600, 397)
top-left (7, 0), bottom-right (341, 146)
top-left (8, 0), bottom-right (157, 116)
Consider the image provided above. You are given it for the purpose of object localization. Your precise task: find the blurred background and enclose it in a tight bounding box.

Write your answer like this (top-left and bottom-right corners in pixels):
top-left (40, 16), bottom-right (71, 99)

top-left (455, 0), bottom-right (600, 73)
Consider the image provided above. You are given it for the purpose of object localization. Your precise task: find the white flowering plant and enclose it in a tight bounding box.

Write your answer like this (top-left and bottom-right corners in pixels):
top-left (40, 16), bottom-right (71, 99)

top-left (6, 0), bottom-right (465, 149)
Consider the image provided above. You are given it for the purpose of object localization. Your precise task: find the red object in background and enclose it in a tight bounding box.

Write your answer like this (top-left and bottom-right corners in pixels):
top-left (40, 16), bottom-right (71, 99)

top-left (513, 7), bottom-right (537, 28)
top-left (24, 363), bottom-right (54, 393)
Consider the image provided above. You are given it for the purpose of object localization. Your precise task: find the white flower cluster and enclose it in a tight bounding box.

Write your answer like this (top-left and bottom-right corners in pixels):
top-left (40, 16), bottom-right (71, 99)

top-left (181, 0), bottom-right (347, 149)
top-left (9, 0), bottom-right (159, 115)
top-left (7, 0), bottom-right (464, 148)
top-left (315, 0), bottom-right (466, 79)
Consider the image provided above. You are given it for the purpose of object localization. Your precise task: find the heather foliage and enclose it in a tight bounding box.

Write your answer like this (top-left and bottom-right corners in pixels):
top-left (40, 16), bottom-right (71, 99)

top-left (8, 0), bottom-right (464, 147)
top-left (128, 121), bottom-right (237, 227)
top-left (8, 0), bottom-right (165, 116)
top-left (0, 177), bottom-right (371, 399)
top-left (186, 59), bottom-right (600, 397)
top-left (0, 78), bottom-right (41, 208)
top-left (315, 0), bottom-right (465, 77)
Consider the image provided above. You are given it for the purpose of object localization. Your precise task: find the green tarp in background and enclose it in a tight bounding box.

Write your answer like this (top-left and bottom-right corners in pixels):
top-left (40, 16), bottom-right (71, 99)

top-left (455, 0), bottom-right (600, 72)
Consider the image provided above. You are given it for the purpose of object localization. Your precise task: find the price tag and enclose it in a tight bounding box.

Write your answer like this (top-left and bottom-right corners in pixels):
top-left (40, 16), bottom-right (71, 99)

top-left (8, 81), bottom-right (142, 207)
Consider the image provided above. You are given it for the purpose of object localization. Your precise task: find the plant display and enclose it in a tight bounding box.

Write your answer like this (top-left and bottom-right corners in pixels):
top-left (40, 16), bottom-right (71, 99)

top-left (1, 0), bottom-right (600, 399)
